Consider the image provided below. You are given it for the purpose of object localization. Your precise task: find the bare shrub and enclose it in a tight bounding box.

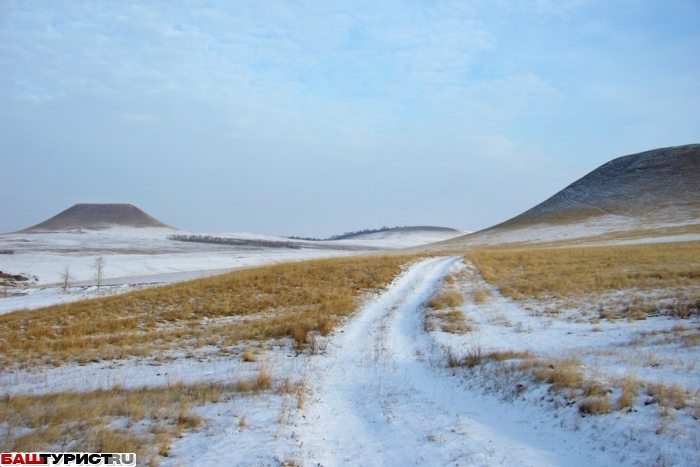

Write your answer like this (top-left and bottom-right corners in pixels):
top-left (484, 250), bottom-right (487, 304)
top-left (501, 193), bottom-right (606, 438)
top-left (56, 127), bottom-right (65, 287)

top-left (668, 299), bottom-right (699, 319)
top-left (59, 264), bottom-right (73, 294)
top-left (93, 256), bottom-right (106, 293)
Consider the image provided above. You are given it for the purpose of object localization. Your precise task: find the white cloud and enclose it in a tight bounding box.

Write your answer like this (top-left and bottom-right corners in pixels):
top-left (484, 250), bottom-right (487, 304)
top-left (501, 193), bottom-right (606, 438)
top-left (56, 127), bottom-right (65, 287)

top-left (1, 0), bottom-right (698, 234)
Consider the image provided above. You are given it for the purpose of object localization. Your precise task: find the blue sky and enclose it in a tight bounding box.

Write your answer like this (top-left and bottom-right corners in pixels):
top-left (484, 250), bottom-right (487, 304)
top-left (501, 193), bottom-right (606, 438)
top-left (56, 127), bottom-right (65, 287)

top-left (1, 1), bottom-right (699, 236)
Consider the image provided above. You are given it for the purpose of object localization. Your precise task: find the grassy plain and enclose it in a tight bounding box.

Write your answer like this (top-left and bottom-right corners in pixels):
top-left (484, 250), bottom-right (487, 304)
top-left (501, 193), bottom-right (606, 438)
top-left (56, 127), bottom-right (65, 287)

top-left (0, 254), bottom-right (415, 368)
top-left (0, 369), bottom-right (291, 465)
top-left (465, 240), bottom-right (700, 318)
top-left (0, 253), bottom-right (418, 460)
top-left (440, 239), bottom-right (700, 437)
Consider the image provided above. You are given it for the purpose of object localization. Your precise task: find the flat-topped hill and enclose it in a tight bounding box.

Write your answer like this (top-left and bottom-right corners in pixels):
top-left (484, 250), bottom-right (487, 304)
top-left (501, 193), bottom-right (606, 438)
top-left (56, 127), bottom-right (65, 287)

top-left (21, 204), bottom-right (174, 232)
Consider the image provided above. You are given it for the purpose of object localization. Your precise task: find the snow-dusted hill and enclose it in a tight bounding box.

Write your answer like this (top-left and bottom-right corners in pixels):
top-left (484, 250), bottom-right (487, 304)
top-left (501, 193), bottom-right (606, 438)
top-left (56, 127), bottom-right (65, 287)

top-left (1, 202), bottom-right (466, 313)
top-left (334, 226), bottom-right (467, 248)
top-left (429, 144), bottom-right (700, 249)
top-left (506, 144), bottom-right (700, 226)
top-left (21, 203), bottom-right (175, 231)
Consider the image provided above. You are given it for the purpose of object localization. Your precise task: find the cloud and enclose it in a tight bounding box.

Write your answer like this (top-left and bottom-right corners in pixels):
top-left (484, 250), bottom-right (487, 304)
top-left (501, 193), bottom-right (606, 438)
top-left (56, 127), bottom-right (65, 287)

top-left (1, 0), bottom-right (699, 235)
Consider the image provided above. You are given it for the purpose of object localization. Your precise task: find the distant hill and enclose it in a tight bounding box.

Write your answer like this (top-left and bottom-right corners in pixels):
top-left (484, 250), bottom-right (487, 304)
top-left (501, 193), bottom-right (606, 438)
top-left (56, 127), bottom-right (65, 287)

top-left (21, 204), bottom-right (175, 232)
top-left (338, 226), bottom-right (463, 240)
top-left (497, 144), bottom-right (700, 227)
top-left (329, 226), bottom-right (467, 249)
top-left (289, 226), bottom-right (466, 249)
top-left (289, 226), bottom-right (464, 241)
top-left (433, 144), bottom-right (700, 248)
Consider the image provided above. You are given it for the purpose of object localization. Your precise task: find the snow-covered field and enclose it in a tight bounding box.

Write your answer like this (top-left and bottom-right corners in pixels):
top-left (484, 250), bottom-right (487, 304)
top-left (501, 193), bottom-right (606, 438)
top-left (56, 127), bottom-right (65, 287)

top-left (153, 255), bottom-right (696, 467)
top-left (0, 227), bottom-right (463, 314)
top-left (1, 229), bottom-right (698, 466)
top-left (271, 257), bottom-right (627, 466)
top-left (429, 214), bottom-right (700, 251)
top-left (335, 227), bottom-right (469, 249)
top-left (430, 260), bottom-right (700, 466)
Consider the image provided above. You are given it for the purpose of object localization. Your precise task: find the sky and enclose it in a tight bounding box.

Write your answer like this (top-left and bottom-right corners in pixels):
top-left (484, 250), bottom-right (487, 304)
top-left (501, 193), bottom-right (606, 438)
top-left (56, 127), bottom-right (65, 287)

top-left (1, 1), bottom-right (699, 237)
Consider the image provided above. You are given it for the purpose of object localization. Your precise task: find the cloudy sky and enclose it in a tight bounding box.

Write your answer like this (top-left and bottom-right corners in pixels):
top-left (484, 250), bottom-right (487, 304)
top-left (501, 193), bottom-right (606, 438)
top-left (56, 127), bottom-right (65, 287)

top-left (1, 1), bottom-right (699, 236)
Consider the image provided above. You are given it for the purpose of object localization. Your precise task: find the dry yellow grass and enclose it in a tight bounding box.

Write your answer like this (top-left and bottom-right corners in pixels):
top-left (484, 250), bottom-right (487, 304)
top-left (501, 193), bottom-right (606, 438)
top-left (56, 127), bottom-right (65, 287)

top-left (447, 346), bottom-right (534, 369)
top-left (241, 345), bottom-right (257, 362)
top-left (579, 396), bottom-right (612, 415)
top-left (473, 288), bottom-right (490, 303)
top-left (0, 369), bottom-right (298, 463)
top-left (425, 283), bottom-right (472, 334)
top-left (582, 380), bottom-right (607, 398)
top-left (486, 349), bottom-right (535, 361)
top-left (531, 357), bottom-right (585, 391)
top-left (449, 348), bottom-right (698, 420)
top-left (428, 290), bottom-right (464, 310)
top-left (466, 241), bottom-right (700, 301)
top-left (0, 254), bottom-right (415, 368)
top-left (465, 241), bottom-right (700, 325)
top-left (617, 375), bottom-right (637, 409)
top-left (646, 381), bottom-right (690, 411)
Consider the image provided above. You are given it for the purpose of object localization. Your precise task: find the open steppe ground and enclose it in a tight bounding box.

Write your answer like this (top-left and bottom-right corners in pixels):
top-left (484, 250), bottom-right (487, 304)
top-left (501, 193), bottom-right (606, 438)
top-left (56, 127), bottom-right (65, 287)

top-left (1, 240), bottom-right (699, 465)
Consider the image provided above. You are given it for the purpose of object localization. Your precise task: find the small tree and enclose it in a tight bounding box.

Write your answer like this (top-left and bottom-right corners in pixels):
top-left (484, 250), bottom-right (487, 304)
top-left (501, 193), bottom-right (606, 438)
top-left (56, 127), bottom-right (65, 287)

top-left (93, 256), bottom-right (106, 293)
top-left (59, 263), bottom-right (73, 293)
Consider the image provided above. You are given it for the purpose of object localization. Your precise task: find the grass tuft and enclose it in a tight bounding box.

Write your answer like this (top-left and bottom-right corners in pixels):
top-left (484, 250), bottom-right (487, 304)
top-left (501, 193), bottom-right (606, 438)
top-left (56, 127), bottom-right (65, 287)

top-left (617, 376), bottom-right (637, 409)
top-left (579, 396), bottom-right (612, 415)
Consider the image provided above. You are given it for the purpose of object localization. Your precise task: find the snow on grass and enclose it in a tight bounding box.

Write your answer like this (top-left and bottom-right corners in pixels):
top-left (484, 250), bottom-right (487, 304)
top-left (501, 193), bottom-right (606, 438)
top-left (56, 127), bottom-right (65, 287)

top-left (0, 226), bottom-right (464, 314)
top-left (0, 229), bottom-right (367, 314)
top-left (434, 214), bottom-right (700, 251)
top-left (430, 259), bottom-right (700, 466)
top-left (2, 246), bottom-right (699, 465)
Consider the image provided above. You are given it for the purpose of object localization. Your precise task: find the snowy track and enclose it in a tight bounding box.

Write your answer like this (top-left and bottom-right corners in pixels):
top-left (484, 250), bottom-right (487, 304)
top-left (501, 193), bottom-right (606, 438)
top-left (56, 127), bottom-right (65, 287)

top-left (284, 256), bottom-right (618, 466)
